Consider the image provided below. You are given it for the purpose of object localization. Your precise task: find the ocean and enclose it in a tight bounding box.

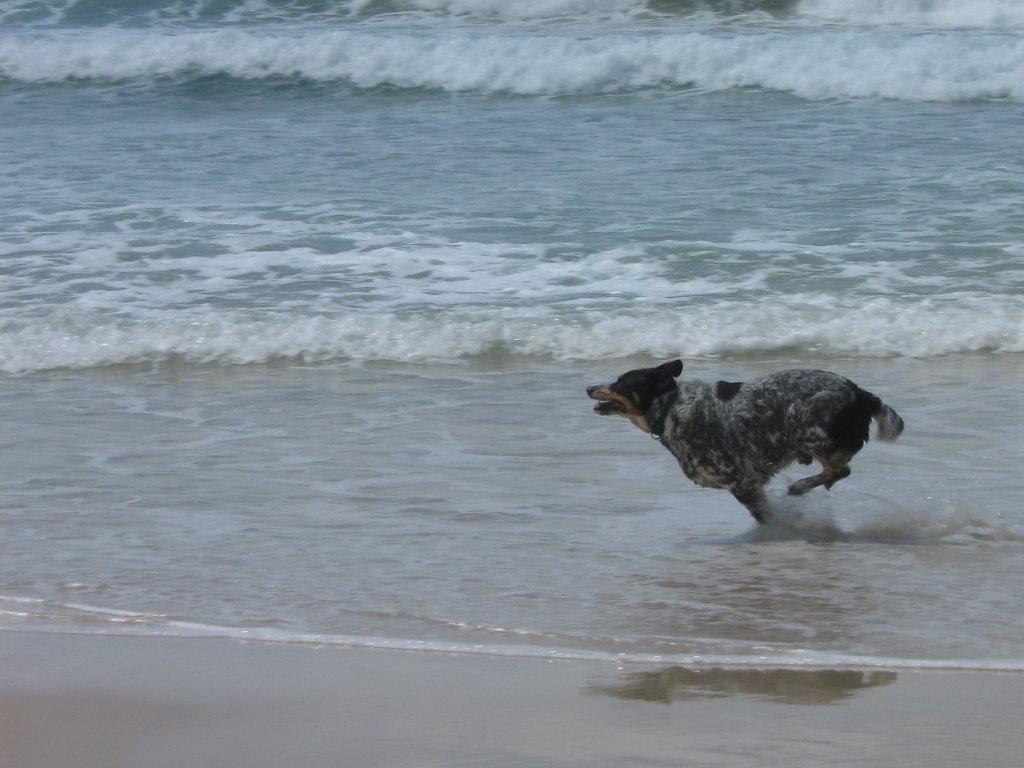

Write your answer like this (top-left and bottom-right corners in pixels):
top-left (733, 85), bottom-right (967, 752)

top-left (1, 0), bottom-right (1023, 673)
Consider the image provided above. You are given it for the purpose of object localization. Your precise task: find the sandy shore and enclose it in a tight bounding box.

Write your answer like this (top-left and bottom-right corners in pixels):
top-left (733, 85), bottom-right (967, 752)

top-left (1, 631), bottom-right (1022, 768)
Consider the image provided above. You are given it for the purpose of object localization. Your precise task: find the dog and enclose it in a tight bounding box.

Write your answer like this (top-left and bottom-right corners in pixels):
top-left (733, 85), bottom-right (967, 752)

top-left (586, 360), bottom-right (904, 524)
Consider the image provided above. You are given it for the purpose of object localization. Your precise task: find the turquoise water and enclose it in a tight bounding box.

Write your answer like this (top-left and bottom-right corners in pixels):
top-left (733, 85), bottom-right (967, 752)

top-left (1, 0), bottom-right (1023, 668)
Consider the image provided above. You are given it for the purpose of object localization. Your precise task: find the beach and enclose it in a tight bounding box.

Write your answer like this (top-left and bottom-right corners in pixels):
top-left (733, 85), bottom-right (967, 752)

top-left (3, 1), bottom-right (1024, 765)
top-left (3, 631), bottom-right (1024, 768)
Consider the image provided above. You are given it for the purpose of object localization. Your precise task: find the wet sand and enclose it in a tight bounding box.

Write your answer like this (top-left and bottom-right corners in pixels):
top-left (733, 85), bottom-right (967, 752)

top-left (2, 631), bottom-right (1023, 768)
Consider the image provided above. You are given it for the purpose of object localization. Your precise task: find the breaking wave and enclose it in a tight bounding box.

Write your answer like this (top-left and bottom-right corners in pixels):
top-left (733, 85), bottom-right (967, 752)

top-left (2, 25), bottom-right (1022, 101)
top-left (4, 0), bottom-right (1024, 103)
top-left (2, 295), bottom-right (1021, 373)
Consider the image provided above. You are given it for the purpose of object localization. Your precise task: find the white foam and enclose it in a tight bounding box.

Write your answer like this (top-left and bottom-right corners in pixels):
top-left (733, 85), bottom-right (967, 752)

top-left (3, 618), bottom-right (1024, 672)
top-left (2, 25), bottom-right (1022, 101)
top-left (1, 293), bottom-right (1022, 373)
top-left (734, 486), bottom-right (1024, 545)
top-left (3, 203), bottom-right (1022, 372)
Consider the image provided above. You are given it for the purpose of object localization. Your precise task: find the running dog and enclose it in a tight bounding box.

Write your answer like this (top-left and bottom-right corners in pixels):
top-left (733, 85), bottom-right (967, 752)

top-left (586, 360), bottom-right (903, 524)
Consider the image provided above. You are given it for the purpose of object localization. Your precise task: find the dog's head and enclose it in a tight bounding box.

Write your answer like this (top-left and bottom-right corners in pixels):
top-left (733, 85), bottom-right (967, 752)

top-left (586, 359), bottom-right (683, 431)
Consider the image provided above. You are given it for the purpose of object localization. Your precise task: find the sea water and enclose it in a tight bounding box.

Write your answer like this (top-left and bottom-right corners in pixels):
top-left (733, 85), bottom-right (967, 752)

top-left (1, 0), bottom-right (1023, 672)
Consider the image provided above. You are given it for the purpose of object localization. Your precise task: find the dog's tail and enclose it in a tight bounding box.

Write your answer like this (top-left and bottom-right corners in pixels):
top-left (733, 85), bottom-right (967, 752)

top-left (853, 386), bottom-right (904, 442)
top-left (871, 397), bottom-right (904, 442)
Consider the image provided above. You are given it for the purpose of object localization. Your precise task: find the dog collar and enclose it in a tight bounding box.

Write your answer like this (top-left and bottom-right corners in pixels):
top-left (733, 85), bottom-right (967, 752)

top-left (649, 388), bottom-right (679, 440)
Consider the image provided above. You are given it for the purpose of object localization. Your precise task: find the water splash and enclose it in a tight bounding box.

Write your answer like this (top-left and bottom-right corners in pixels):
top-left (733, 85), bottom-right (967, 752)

top-left (737, 487), bottom-right (1024, 544)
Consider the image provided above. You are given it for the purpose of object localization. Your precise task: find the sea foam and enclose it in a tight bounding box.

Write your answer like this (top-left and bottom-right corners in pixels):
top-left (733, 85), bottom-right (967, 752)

top-left (2, 295), bottom-right (1021, 373)
top-left (2, 25), bottom-right (1022, 101)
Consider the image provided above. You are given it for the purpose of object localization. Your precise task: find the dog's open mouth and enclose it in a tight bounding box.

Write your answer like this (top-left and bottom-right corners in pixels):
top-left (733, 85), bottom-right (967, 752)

top-left (587, 385), bottom-right (625, 415)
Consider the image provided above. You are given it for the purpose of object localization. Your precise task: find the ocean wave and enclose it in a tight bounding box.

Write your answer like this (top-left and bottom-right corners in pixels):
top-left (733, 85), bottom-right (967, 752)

top-left (5, 0), bottom-right (1024, 28)
top-left (2, 296), bottom-right (1021, 373)
top-left (2, 25), bottom-right (1022, 101)
top-left (0, 0), bottom-right (649, 27)
top-left (0, 0), bottom-right (800, 29)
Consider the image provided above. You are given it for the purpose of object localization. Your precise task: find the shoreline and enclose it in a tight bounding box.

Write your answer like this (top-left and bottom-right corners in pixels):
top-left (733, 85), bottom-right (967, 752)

top-left (2, 631), bottom-right (1023, 768)
top-left (5, 624), bottom-right (1024, 674)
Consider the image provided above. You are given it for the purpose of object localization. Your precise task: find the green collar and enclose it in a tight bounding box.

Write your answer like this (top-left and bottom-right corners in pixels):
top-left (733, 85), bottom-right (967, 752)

top-left (649, 388), bottom-right (679, 439)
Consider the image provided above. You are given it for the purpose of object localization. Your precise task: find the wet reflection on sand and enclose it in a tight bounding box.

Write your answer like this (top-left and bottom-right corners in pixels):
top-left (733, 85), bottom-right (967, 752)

top-left (590, 666), bottom-right (898, 706)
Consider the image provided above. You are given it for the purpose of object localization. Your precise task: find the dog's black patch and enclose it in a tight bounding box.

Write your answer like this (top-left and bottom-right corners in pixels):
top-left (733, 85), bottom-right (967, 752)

top-left (828, 387), bottom-right (879, 453)
top-left (715, 381), bottom-right (742, 402)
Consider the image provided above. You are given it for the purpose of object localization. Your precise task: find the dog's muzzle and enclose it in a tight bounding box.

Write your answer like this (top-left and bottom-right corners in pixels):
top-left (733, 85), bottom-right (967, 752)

top-left (587, 384), bottom-right (625, 415)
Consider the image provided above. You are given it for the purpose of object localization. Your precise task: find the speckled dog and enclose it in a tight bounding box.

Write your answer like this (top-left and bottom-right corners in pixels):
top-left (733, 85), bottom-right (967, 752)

top-left (586, 360), bottom-right (904, 524)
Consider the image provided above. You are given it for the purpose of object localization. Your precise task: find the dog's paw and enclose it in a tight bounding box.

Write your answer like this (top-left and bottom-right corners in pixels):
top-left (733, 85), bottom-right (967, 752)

top-left (787, 480), bottom-right (814, 496)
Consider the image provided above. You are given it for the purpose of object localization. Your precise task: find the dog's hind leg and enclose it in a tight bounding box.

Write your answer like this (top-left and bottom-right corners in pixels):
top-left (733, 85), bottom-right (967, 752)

top-left (733, 488), bottom-right (771, 525)
top-left (787, 459), bottom-right (851, 496)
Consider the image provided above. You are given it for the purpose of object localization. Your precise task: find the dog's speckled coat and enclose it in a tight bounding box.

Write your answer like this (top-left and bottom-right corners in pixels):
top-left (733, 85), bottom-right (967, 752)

top-left (587, 360), bottom-right (904, 524)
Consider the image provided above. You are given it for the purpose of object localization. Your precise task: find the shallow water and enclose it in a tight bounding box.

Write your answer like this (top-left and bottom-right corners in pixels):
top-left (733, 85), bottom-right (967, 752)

top-left (2, 356), bottom-right (1022, 668)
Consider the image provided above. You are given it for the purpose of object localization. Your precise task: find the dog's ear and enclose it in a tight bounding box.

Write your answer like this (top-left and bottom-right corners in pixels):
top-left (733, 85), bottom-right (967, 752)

top-left (659, 359), bottom-right (683, 378)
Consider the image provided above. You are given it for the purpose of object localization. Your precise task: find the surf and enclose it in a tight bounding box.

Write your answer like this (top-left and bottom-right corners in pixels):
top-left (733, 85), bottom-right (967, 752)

top-left (2, 25), bottom-right (1023, 102)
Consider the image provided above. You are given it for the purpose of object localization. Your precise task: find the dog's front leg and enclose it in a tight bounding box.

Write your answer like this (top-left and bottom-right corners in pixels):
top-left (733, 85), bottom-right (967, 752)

top-left (733, 488), bottom-right (770, 525)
